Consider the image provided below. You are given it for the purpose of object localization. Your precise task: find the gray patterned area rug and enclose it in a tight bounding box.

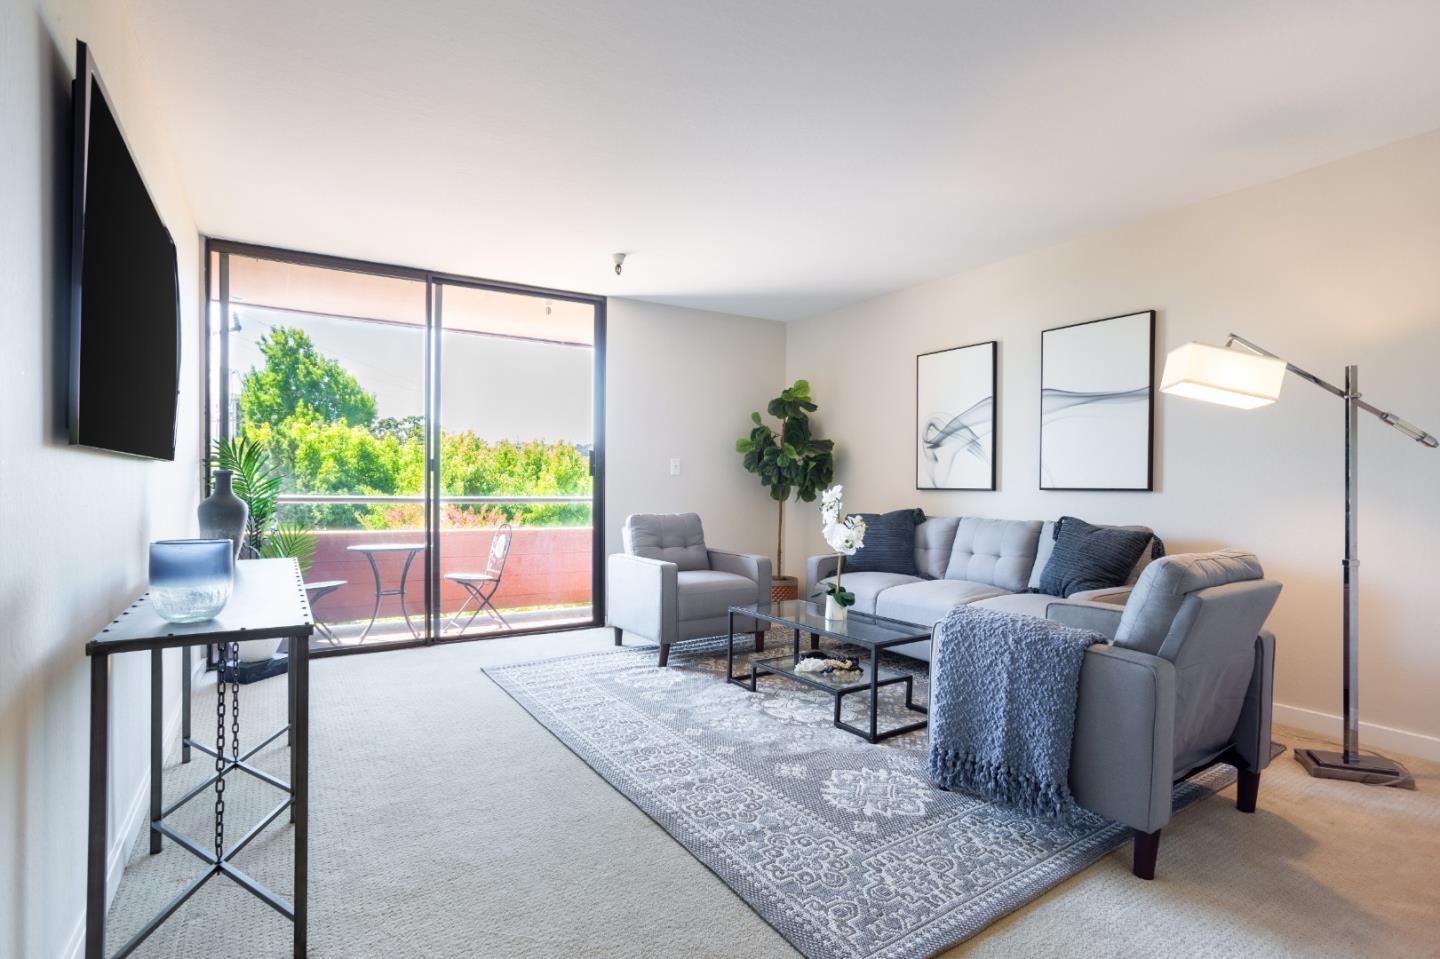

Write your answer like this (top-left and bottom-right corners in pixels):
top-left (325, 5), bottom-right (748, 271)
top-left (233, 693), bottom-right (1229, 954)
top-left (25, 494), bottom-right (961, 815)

top-left (484, 633), bottom-right (1233, 959)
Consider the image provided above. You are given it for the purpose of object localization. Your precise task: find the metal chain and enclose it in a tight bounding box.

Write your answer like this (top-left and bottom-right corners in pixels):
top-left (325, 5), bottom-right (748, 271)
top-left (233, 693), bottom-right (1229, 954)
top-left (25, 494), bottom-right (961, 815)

top-left (230, 647), bottom-right (241, 773)
top-left (214, 642), bottom-right (229, 861)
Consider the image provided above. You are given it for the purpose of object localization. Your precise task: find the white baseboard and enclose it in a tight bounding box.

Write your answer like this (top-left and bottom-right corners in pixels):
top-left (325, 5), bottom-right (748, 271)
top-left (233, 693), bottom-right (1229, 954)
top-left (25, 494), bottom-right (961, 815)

top-left (1274, 701), bottom-right (1440, 763)
top-left (61, 668), bottom-right (191, 959)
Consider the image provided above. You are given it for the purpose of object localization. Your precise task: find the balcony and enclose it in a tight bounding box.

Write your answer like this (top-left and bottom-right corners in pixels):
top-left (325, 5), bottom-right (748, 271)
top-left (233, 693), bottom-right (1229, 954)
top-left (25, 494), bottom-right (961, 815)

top-left (284, 495), bottom-right (595, 649)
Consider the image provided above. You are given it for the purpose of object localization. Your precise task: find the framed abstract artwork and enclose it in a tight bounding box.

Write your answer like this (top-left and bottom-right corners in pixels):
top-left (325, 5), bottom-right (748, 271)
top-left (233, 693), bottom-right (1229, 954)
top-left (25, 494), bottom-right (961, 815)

top-left (1039, 310), bottom-right (1155, 491)
top-left (916, 340), bottom-right (997, 490)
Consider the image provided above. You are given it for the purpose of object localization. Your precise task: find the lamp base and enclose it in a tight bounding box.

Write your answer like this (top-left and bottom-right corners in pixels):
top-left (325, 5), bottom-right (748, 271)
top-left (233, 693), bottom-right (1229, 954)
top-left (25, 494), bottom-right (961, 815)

top-left (1294, 748), bottom-right (1415, 789)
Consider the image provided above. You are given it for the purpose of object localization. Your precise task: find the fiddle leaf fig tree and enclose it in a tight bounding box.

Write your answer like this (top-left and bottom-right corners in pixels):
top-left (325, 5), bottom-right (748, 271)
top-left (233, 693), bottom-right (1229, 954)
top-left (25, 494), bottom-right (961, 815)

top-left (735, 379), bottom-right (835, 580)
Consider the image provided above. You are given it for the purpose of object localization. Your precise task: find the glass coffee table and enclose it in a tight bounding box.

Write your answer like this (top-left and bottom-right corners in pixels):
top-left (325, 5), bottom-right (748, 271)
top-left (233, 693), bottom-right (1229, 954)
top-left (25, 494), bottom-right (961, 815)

top-left (726, 600), bottom-right (930, 743)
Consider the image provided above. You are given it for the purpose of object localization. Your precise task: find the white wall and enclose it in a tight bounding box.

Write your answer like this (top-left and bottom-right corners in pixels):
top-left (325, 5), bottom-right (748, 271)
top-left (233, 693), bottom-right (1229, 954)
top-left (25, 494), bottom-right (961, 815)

top-left (786, 130), bottom-right (1440, 758)
top-left (0, 1), bottom-right (201, 956)
top-left (605, 298), bottom-right (787, 568)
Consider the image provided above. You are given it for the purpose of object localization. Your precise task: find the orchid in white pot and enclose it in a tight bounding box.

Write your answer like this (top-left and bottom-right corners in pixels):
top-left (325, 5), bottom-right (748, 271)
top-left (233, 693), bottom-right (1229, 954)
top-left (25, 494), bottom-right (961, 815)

top-left (814, 485), bottom-right (866, 621)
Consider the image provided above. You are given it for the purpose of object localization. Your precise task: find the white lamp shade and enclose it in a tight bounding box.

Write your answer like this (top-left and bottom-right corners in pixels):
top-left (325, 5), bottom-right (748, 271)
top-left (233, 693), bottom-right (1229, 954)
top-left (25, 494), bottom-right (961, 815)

top-left (1160, 342), bottom-right (1286, 410)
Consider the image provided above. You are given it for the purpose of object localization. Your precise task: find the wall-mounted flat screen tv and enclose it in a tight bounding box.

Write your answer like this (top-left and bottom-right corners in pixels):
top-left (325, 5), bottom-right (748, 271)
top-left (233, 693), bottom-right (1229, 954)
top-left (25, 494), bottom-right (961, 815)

top-left (69, 40), bottom-right (180, 460)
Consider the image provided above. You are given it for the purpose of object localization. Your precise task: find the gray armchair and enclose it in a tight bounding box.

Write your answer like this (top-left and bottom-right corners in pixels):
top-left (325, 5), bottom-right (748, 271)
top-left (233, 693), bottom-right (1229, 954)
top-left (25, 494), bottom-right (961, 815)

top-left (608, 513), bottom-right (773, 666)
top-left (1043, 550), bottom-right (1281, 878)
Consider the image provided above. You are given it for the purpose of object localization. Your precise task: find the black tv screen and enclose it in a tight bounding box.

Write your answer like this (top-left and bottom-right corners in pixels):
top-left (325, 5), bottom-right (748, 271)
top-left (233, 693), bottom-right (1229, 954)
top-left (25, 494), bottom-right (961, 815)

top-left (69, 41), bottom-right (180, 461)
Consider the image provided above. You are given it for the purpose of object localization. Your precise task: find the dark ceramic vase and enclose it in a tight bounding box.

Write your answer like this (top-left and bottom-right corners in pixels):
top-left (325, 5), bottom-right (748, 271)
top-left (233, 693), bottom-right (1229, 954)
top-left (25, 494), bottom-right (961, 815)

top-left (198, 470), bottom-right (249, 559)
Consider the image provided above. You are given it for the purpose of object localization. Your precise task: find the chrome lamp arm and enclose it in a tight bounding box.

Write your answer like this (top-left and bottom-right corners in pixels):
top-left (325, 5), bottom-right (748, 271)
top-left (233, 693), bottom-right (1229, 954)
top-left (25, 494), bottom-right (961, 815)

top-left (1225, 333), bottom-right (1439, 447)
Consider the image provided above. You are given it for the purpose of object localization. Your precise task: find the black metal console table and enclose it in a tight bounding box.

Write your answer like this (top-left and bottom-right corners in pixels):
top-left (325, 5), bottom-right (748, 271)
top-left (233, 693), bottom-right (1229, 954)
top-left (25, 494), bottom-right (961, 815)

top-left (86, 558), bottom-right (314, 959)
top-left (726, 601), bottom-right (930, 743)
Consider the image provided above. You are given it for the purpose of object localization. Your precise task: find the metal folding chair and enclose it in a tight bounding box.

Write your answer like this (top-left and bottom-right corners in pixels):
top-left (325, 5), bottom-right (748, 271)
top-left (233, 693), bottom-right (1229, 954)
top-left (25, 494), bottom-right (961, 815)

top-left (444, 524), bottom-right (514, 634)
top-left (304, 579), bottom-right (347, 644)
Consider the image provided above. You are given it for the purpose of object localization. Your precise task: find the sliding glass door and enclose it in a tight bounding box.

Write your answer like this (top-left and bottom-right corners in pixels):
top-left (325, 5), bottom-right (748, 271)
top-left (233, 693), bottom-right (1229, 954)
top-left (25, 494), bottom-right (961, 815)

top-left (206, 242), bottom-right (604, 654)
top-left (431, 279), bottom-right (600, 640)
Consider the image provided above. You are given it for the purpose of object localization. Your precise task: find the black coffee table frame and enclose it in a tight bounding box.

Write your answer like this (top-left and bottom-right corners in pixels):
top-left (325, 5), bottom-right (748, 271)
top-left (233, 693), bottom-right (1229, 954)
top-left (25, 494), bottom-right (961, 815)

top-left (726, 601), bottom-right (930, 744)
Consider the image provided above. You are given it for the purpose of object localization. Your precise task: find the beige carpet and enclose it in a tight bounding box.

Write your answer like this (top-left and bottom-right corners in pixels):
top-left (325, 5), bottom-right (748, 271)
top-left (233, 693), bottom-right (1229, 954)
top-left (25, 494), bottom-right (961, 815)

top-left (106, 629), bottom-right (1440, 957)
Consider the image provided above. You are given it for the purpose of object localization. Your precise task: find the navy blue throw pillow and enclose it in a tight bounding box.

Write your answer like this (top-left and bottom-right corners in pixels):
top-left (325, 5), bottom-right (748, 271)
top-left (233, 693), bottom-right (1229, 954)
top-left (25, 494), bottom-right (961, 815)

top-left (1038, 516), bottom-right (1152, 598)
top-left (845, 509), bottom-right (925, 576)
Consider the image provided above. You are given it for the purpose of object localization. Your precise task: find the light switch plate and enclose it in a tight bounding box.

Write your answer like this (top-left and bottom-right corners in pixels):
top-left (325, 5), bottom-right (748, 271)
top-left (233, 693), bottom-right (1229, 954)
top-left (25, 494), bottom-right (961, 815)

top-left (669, 458), bottom-right (682, 476)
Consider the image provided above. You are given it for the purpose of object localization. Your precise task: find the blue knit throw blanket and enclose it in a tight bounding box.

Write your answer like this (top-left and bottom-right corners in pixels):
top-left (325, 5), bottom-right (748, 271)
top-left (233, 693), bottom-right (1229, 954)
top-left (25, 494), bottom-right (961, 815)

top-left (927, 606), bottom-right (1101, 822)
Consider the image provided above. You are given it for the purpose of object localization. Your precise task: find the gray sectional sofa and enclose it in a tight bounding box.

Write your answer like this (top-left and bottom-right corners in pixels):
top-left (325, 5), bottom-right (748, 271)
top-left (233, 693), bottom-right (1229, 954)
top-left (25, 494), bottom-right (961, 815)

top-left (806, 515), bottom-right (1161, 660)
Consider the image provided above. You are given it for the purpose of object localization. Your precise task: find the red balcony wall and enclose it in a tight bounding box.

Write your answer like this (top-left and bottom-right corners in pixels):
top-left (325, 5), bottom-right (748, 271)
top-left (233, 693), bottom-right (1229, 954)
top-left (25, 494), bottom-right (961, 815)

top-left (300, 527), bottom-right (592, 624)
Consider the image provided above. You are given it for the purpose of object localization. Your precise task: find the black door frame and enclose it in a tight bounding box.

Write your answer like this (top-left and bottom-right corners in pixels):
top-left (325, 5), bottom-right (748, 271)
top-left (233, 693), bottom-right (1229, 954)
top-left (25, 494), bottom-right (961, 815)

top-left (203, 238), bottom-right (607, 657)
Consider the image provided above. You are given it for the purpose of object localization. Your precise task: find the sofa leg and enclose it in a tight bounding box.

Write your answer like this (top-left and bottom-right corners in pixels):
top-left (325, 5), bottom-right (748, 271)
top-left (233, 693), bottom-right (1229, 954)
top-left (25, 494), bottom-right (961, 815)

top-left (754, 630), bottom-right (766, 652)
top-left (613, 627), bottom-right (623, 647)
top-left (1132, 829), bottom-right (1161, 880)
top-left (658, 643), bottom-right (670, 667)
top-left (1236, 768), bottom-right (1260, 813)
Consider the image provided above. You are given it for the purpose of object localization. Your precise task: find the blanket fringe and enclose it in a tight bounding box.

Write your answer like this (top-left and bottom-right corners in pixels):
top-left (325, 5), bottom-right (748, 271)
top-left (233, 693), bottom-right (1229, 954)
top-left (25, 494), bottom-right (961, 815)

top-left (930, 747), bottom-right (1076, 823)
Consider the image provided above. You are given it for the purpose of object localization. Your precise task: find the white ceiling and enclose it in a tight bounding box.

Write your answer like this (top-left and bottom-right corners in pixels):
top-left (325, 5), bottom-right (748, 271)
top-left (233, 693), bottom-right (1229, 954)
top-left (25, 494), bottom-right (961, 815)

top-left (126, 0), bottom-right (1440, 321)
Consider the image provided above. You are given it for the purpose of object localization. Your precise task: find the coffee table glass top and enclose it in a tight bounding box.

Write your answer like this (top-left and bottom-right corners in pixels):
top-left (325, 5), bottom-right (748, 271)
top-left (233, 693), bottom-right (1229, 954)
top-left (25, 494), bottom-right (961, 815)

top-left (733, 600), bottom-right (929, 649)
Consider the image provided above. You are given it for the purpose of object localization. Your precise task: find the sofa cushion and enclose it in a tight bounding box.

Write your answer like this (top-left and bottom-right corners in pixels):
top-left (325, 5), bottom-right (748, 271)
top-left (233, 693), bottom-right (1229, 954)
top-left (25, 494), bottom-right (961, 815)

top-left (1038, 516), bottom-right (1152, 598)
top-left (970, 592), bottom-right (1062, 619)
top-left (874, 579), bottom-right (1008, 627)
top-left (815, 571), bottom-right (921, 615)
top-left (914, 517), bottom-right (960, 579)
top-left (624, 513), bottom-right (709, 571)
top-left (847, 508), bottom-right (925, 576)
top-left (1114, 550), bottom-right (1265, 655)
top-left (943, 518), bottom-right (1042, 592)
top-left (676, 569), bottom-right (761, 621)
top-left (1029, 520), bottom-right (1161, 590)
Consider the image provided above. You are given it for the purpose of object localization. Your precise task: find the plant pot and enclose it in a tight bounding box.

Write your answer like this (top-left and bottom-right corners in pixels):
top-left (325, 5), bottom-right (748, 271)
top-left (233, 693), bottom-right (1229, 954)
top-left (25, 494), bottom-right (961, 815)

top-left (824, 595), bottom-right (848, 622)
top-left (236, 637), bottom-right (283, 663)
top-left (771, 575), bottom-right (799, 603)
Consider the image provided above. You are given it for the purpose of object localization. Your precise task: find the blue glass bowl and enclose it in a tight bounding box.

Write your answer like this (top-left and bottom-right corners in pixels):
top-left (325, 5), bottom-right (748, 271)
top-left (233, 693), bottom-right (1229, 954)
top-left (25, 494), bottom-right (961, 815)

top-left (149, 539), bottom-right (234, 623)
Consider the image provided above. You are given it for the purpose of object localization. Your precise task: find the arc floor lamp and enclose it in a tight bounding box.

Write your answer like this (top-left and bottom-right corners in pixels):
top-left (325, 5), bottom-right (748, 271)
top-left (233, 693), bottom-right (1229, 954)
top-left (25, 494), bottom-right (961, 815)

top-left (1161, 334), bottom-right (1436, 788)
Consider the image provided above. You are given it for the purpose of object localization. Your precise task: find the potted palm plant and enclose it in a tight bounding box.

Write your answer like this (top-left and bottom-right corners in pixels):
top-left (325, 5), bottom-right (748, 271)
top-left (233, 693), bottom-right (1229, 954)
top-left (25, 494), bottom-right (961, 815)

top-left (735, 379), bottom-right (835, 600)
top-left (211, 437), bottom-right (317, 661)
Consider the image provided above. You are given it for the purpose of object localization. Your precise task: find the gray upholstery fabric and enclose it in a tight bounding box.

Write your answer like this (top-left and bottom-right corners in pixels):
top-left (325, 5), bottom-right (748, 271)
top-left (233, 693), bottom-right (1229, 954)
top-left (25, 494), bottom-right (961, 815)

top-left (942, 518), bottom-right (1042, 592)
top-left (815, 571), bottom-right (921, 614)
top-left (675, 569), bottom-right (761, 621)
top-left (875, 579), bottom-right (1008, 627)
top-left (707, 549), bottom-right (772, 603)
top-left (970, 592), bottom-right (1060, 619)
top-left (1114, 550), bottom-right (1266, 655)
top-left (622, 513), bottom-right (710, 571)
top-left (1165, 579), bottom-right (1283, 770)
top-left (1044, 599), bottom-right (1124, 640)
top-left (607, 553), bottom-right (679, 644)
top-left (1067, 645), bottom-right (1177, 833)
top-left (914, 517), bottom-right (960, 579)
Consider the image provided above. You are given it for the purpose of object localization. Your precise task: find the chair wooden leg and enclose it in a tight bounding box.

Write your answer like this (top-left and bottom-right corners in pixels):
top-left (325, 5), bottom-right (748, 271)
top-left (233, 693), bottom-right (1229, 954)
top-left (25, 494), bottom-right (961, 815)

top-left (754, 630), bottom-right (766, 652)
top-left (613, 627), bottom-right (623, 647)
top-left (1132, 829), bottom-right (1161, 880)
top-left (658, 643), bottom-right (670, 667)
top-left (1236, 768), bottom-right (1260, 813)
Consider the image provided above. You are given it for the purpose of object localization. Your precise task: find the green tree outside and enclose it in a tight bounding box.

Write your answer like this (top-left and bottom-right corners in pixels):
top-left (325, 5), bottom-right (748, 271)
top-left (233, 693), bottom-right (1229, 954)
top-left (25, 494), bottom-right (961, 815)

top-left (238, 325), bottom-right (591, 530)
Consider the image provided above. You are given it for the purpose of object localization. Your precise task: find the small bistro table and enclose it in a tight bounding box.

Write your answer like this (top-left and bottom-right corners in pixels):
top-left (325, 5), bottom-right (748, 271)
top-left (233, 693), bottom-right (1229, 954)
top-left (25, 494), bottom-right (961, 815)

top-left (726, 600), bottom-right (931, 743)
top-left (85, 558), bottom-right (313, 959)
top-left (347, 542), bottom-right (426, 642)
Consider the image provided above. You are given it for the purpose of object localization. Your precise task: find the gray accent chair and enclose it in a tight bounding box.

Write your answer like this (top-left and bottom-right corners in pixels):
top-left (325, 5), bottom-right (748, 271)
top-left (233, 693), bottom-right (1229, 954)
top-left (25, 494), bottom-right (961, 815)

top-left (608, 513), bottom-right (772, 666)
top-left (1036, 549), bottom-right (1281, 879)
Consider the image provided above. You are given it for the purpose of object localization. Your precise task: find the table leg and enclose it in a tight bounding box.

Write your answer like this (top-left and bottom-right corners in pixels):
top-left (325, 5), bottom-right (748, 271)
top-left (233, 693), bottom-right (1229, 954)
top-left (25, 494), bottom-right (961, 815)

top-left (86, 654), bottom-right (109, 959)
top-left (181, 644), bottom-right (191, 764)
top-left (289, 637), bottom-right (298, 824)
top-left (869, 646), bottom-right (880, 743)
top-left (359, 551), bottom-right (383, 642)
top-left (810, 631), bottom-right (819, 651)
top-left (150, 648), bottom-right (163, 854)
top-left (397, 548), bottom-right (419, 639)
top-left (293, 634), bottom-right (309, 958)
top-left (792, 626), bottom-right (800, 658)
